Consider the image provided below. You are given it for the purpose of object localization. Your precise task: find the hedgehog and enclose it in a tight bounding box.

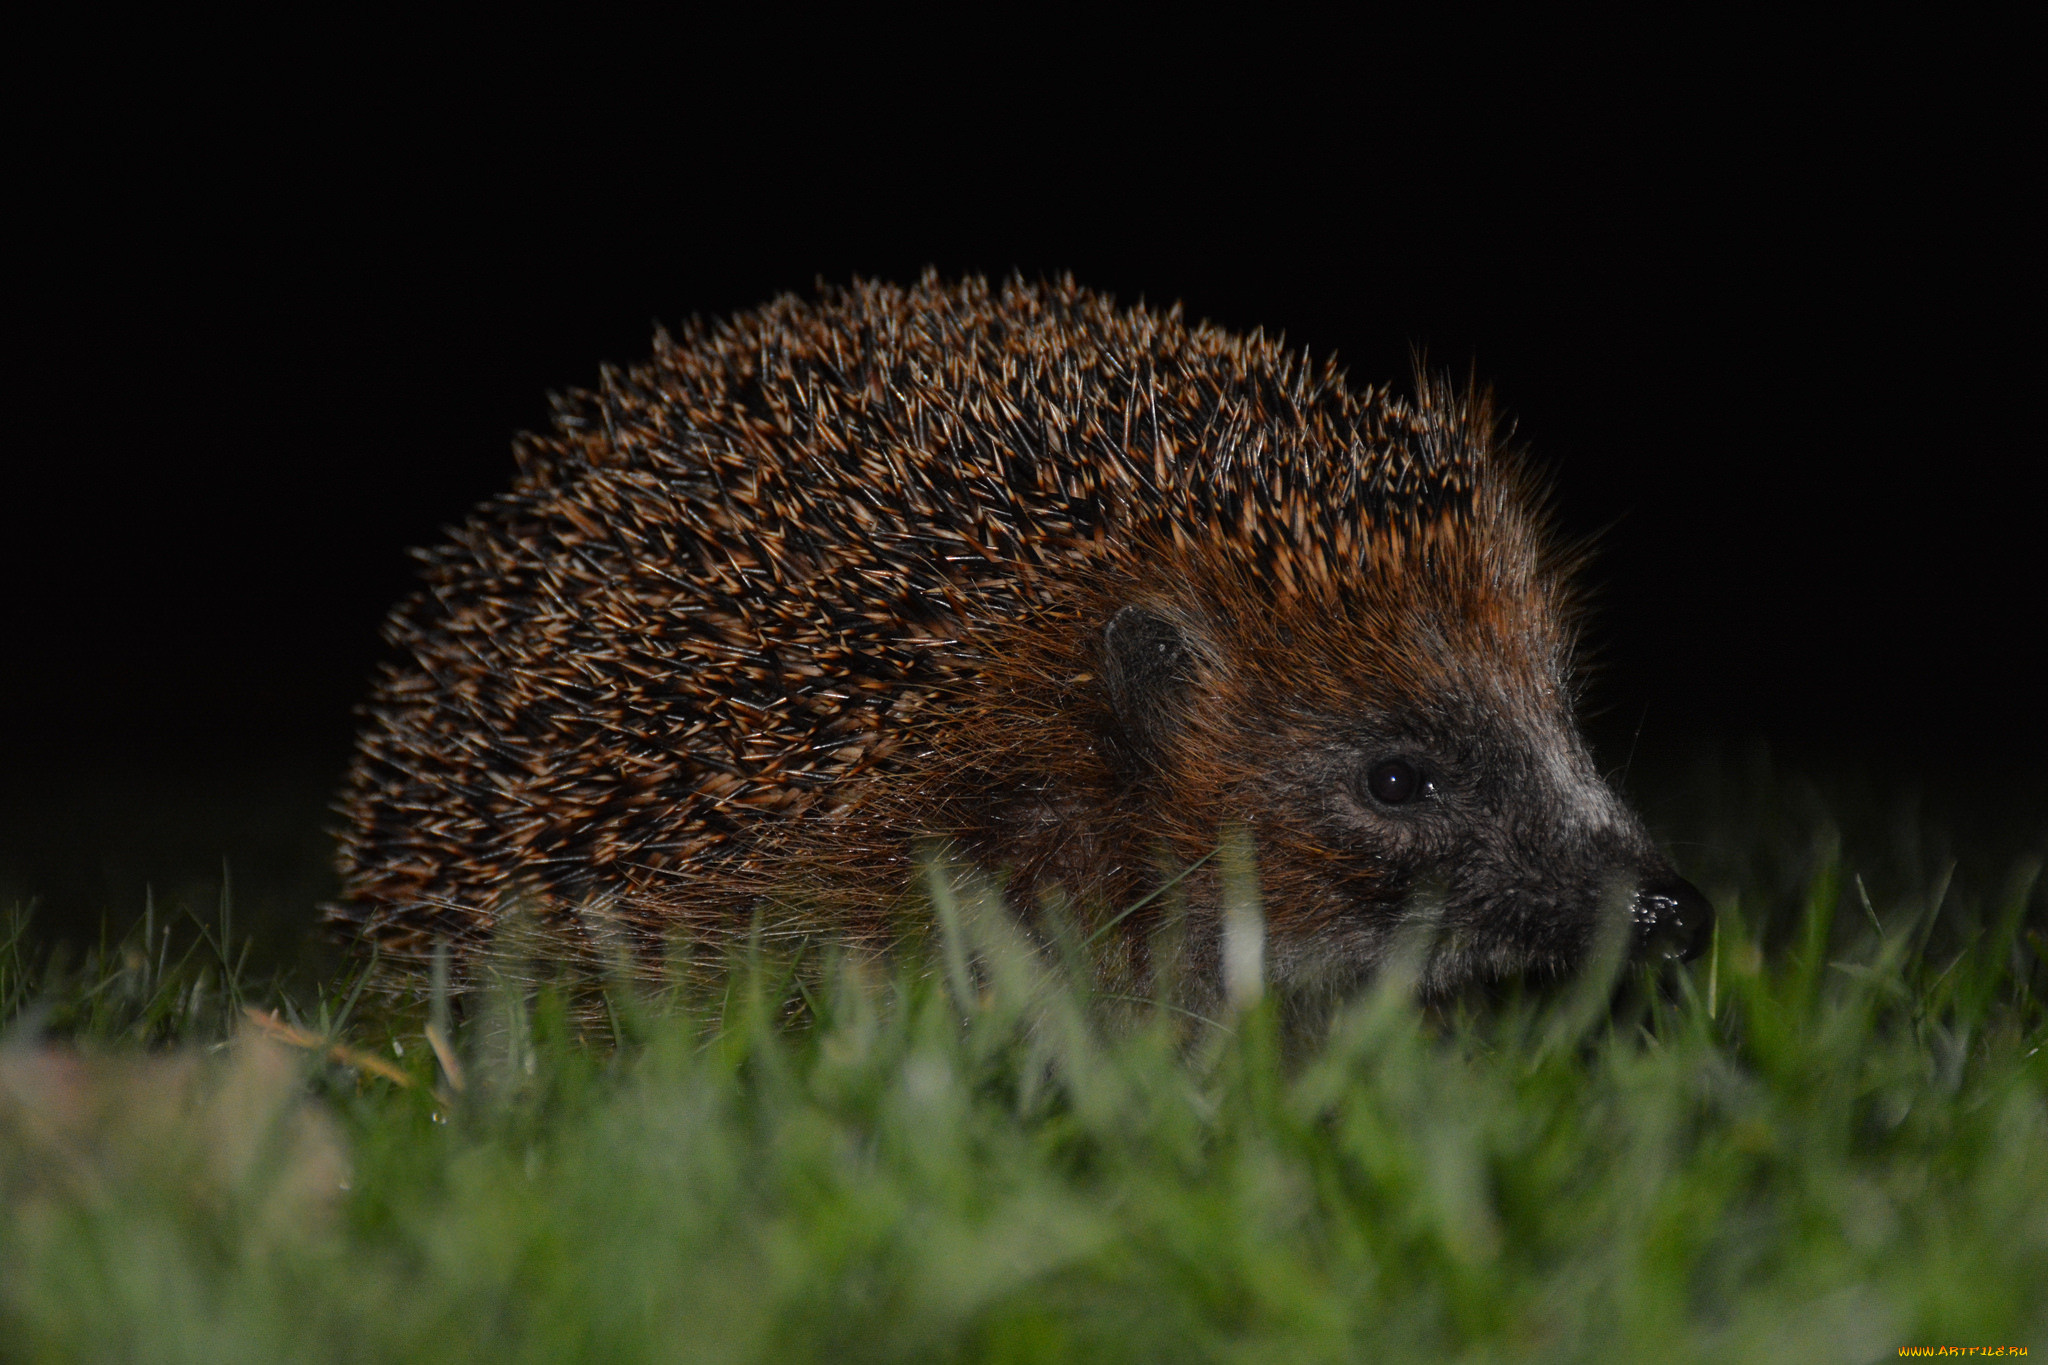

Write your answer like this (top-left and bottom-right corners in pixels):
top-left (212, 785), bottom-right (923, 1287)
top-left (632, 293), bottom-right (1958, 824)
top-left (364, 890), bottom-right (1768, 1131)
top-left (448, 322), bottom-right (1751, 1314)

top-left (330, 272), bottom-right (1710, 998)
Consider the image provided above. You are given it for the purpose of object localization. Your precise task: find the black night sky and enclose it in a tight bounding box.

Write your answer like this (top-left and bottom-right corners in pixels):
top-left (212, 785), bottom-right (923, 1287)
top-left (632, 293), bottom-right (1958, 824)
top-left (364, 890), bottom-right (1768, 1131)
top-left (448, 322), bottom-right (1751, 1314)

top-left (5, 28), bottom-right (2040, 937)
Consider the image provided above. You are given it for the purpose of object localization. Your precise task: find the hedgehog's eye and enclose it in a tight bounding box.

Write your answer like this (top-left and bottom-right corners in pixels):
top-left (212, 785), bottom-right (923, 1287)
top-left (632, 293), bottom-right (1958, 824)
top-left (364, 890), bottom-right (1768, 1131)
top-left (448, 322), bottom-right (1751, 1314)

top-left (1364, 759), bottom-right (1425, 806)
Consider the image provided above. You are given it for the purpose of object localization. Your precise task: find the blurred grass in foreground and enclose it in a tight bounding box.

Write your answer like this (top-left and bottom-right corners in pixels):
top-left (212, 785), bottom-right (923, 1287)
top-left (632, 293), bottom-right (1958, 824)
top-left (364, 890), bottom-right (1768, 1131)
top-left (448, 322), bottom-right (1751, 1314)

top-left (1, 760), bottom-right (2045, 1363)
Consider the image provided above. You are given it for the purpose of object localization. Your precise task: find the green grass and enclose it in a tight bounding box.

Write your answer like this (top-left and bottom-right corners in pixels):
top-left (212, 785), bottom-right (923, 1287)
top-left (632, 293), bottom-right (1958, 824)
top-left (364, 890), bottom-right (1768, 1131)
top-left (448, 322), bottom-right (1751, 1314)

top-left (2, 763), bottom-right (2045, 1362)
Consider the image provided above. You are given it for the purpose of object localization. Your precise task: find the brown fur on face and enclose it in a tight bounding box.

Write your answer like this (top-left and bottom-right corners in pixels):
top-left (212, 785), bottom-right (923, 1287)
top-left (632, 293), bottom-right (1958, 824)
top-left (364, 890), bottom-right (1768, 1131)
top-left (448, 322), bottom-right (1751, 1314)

top-left (332, 273), bottom-right (1695, 992)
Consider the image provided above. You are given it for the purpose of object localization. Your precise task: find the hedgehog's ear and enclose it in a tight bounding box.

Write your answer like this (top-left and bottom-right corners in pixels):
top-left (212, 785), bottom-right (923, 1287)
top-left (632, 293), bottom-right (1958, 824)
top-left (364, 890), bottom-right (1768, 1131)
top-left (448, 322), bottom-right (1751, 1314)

top-left (1102, 604), bottom-right (1197, 766)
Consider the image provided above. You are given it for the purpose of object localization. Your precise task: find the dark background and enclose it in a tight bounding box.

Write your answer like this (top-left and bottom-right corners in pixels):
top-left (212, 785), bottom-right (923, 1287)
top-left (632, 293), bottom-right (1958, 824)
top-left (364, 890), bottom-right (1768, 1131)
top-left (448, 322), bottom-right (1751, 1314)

top-left (4, 29), bottom-right (2040, 943)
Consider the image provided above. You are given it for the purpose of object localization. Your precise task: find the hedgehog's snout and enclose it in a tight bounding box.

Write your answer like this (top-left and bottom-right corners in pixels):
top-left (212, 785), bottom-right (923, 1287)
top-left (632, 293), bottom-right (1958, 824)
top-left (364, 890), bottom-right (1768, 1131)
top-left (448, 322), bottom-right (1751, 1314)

top-left (1629, 875), bottom-right (1714, 965)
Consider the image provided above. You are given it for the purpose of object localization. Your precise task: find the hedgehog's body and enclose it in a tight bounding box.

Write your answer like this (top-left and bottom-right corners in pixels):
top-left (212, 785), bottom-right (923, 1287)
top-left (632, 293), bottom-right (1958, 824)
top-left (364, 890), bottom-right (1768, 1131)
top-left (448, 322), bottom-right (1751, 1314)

top-left (334, 274), bottom-right (1706, 994)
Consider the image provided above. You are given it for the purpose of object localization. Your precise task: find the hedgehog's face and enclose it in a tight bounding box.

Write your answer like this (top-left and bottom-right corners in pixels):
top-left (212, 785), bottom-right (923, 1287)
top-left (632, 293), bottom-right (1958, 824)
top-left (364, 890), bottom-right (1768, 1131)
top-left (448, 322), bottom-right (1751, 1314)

top-left (1272, 688), bottom-right (1710, 995)
top-left (1098, 593), bottom-right (1711, 996)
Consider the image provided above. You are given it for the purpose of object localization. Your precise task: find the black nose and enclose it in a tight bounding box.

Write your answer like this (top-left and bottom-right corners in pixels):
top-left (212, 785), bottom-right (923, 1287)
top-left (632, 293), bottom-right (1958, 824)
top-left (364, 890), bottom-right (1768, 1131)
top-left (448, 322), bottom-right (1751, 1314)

top-left (1631, 875), bottom-right (1714, 965)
